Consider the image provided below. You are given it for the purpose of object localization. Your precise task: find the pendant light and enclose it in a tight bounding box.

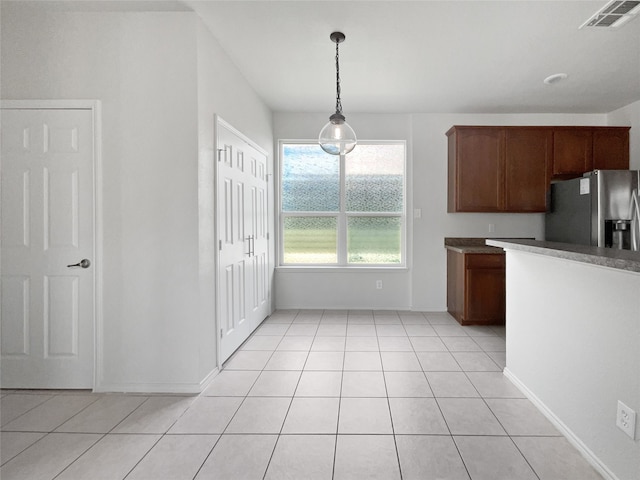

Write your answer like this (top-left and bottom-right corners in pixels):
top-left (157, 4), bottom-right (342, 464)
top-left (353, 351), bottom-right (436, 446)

top-left (318, 31), bottom-right (357, 155)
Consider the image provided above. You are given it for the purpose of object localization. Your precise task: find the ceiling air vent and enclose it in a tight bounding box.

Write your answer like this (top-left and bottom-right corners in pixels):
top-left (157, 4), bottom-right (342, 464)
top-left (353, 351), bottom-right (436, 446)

top-left (580, 0), bottom-right (640, 28)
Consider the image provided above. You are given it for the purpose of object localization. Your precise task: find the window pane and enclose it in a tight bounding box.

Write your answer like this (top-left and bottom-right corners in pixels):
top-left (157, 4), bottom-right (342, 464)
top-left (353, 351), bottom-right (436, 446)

top-left (282, 144), bottom-right (339, 212)
top-left (283, 216), bottom-right (337, 264)
top-left (348, 216), bottom-right (401, 264)
top-left (346, 144), bottom-right (404, 212)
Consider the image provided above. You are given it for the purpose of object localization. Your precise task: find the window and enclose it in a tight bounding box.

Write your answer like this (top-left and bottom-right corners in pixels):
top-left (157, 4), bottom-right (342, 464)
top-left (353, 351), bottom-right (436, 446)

top-left (279, 141), bottom-right (406, 267)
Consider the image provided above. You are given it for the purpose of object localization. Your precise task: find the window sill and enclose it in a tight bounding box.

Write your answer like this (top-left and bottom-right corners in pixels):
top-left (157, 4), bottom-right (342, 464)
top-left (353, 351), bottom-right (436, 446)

top-left (276, 266), bottom-right (409, 274)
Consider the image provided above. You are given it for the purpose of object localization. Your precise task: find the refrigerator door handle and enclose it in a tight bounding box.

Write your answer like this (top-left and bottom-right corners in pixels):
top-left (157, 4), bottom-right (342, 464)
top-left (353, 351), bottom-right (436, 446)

top-left (631, 189), bottom-right (640, 251)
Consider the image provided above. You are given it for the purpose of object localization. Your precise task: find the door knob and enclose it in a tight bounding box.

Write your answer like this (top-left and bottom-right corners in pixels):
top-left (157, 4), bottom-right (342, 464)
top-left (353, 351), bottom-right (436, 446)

top-left (67, 259), bottom-right (91, 269)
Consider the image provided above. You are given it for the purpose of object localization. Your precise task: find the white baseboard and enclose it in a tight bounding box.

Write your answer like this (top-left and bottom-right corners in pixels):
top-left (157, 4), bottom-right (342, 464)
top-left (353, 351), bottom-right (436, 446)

top-left (198, 367), bottom-right (220, 392)
top-left (94, 367), bottom-right (220, 395)
top-left (503, 368), bottom-right (619, 480)
top-left (273, 304), bottom-right (412, 311)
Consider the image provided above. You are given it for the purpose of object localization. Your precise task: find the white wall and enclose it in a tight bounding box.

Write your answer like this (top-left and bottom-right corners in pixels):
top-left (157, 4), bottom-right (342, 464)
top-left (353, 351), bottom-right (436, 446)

top-left (1, 9), bottom-right (201, 391)
top-left (195, 19), bottom-right (274, 380)
top-left (1, 1), bottom-right (634, 388)
top-left (503, 250), bottom-right (640, 480)
top-left (273, 113), bottom-right (414, 310)
top-left (274, 111), bottom-right (607, 311)
top-left (609, 99), bottom-right (640, 170)
top-left (1, 6), bottom-right (274, 392)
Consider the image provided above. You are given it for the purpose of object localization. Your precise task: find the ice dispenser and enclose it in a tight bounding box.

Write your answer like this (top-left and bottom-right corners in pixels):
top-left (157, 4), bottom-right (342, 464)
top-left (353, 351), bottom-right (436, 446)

top-left (607, 219), bottom-right (631, 250)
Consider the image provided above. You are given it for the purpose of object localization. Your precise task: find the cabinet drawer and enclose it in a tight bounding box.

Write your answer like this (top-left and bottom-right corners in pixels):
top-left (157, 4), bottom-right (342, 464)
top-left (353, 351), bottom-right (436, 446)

top-left (465, 254), bottom-right (505, 269)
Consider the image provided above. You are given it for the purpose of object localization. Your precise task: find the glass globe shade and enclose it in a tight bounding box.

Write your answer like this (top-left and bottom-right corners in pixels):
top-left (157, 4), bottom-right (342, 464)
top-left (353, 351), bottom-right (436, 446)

top-left (318, 114), bottom-right (357, 155)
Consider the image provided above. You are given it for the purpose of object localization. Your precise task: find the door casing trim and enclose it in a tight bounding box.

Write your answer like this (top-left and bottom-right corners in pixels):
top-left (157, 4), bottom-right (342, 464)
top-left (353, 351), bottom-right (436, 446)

top-left (214, 114), bottom-right (270, 369)
top-left (1, 99), bottom-right (103, 391)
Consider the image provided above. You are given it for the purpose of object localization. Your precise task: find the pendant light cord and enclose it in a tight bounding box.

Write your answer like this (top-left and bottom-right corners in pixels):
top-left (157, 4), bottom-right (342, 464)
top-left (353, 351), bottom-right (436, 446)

top-left (335, 41), bottom-right (343, 115)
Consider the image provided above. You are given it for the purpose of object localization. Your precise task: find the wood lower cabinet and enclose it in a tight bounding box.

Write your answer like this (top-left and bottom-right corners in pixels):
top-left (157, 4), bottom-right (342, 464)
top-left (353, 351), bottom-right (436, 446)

top-left (447, 250), bottom-right (465, 321)
top-left (447, 250), bottom-right (505, 325)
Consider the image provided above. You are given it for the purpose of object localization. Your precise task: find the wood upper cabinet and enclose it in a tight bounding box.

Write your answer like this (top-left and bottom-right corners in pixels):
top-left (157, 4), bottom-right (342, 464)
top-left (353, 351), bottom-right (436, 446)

top-left (448, 127), bottom-right (504, 212)
top-left (553, 126), bottom-right (630, 177)
top-left (447, 126), bottom-right (550, 212)
top-left (448, 125), bottom-right (630, 212)
top-left (593, 127), bottom-right (630, 170)
top-left (553, 128), bottom-right (593, 177)
top-left (504, 128), bottom-right (552, 212)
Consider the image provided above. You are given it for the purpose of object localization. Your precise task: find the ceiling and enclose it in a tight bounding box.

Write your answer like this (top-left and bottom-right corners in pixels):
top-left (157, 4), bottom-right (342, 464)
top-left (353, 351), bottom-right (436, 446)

top-left (185, 0), bottom-right (640, 115)
top-left (8, 0), bottom-right (640, 114)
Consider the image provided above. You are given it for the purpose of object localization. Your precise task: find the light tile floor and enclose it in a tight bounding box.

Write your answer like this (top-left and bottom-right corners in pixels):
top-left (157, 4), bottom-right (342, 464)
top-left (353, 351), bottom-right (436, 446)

top-left (1, 310), bottom-right (604, 480)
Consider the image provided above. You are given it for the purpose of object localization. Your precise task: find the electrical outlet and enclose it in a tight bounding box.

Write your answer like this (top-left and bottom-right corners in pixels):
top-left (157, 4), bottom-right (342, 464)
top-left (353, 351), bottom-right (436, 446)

top-left (376, 280), bottom-right (383, 290)
top-left (616, 400), bottom-right (636, 439)
top-left (488, 223), bottom-right (496, 233)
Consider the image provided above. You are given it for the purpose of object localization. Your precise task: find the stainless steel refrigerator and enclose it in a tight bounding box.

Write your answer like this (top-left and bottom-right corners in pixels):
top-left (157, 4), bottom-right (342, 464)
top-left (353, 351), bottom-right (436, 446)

top-left (545, 170), bottom-right (640, 251)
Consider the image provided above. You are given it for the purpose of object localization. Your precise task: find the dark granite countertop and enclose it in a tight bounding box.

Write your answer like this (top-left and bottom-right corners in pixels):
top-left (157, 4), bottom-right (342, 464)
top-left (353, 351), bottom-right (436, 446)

top-left (486, 239), bottom-right (640, 274)
top-left (444, 237), bottom-right (505, 255)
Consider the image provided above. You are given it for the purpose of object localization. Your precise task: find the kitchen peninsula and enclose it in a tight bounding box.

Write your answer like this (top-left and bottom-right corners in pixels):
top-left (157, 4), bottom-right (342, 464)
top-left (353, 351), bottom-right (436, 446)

top-left (487, 239), bottom-right (640, 480)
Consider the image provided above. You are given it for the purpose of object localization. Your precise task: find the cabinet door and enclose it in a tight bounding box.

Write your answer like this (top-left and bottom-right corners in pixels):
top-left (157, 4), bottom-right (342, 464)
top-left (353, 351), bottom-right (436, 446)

top-left (553, 129), bottom-right (593, 177)
top-left (451, 128), bottom-right (504, 212)
top-left (593, 127), bottom-right (629, 170)
top-left (464, 254), bottom-right (505, 324)
top-left (465, 267), bottom-right (506, 324)
top-left (446, 250), bottom-right (464, 322)
top-left (504, 128), bottom-right (552, 212)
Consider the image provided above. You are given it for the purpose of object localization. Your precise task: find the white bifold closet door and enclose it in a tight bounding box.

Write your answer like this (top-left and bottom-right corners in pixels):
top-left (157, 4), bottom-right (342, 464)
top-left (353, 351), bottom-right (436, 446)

top-left (216, 118), bottom-right (270, 364)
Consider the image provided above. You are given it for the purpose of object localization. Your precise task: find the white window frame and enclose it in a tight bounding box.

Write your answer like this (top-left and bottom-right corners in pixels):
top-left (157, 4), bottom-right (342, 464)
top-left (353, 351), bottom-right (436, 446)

top-left (277, 140), bottom-right (407, 269)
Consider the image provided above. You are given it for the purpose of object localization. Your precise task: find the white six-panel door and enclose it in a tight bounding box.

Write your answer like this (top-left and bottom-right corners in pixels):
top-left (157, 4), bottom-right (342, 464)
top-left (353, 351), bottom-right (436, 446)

top-left (217, 119), bottom-right (270, 363)
top-left (1, 107), bottom-right (95, 388)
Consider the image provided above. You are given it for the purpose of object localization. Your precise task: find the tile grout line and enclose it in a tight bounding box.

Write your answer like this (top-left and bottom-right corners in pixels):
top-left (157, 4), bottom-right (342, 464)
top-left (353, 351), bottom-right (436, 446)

top-left (191, 316), bottom-right (282, 480)
top-left (428, 312), bottom-right (480, 480)
top-left (3, 312), bottom-right (541, 480)
top-left (507, 435), bottom-right (543, 480)
top-left (379, 310), bottom-right (405, 480)
top-left (0, 432), bottom-right (48, 467)
top-left (120, 395), bottom-right (208, 479)
top-left (261, 309), bottom-right (317, 480)
top-left (330, 309), bottom-right (346, 480)
top-left (0, 392), bottom-right (55, 430)
top-left (49, 432), bottom-right (107, 480)
top-left (190, 434), bottom-right (224, 479)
